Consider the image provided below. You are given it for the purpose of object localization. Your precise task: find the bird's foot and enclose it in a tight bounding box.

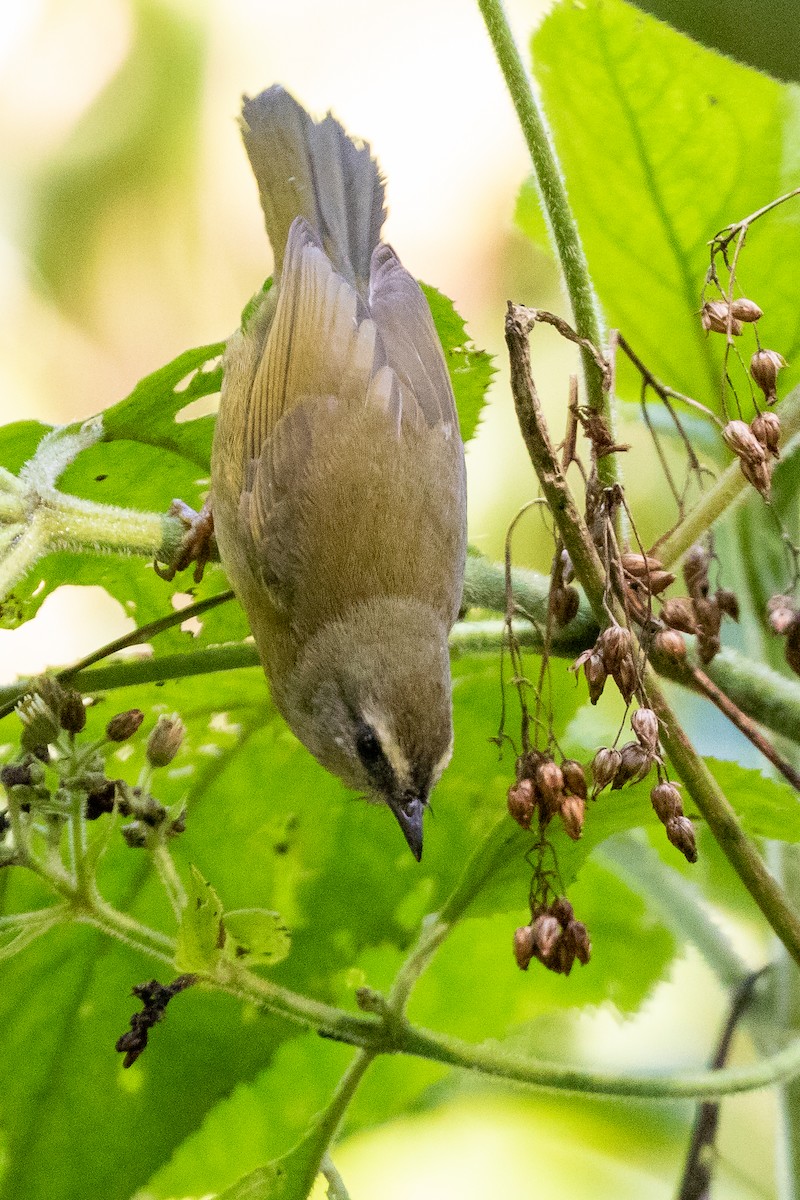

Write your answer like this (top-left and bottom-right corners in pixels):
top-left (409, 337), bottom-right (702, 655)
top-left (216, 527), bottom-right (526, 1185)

top-left (155, 499), bottom-right (215, 584)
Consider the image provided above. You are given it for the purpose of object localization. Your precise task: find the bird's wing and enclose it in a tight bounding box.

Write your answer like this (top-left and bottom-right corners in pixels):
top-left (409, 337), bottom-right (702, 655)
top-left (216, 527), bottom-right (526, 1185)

top-left (368, 243), bottom-right (460, 432)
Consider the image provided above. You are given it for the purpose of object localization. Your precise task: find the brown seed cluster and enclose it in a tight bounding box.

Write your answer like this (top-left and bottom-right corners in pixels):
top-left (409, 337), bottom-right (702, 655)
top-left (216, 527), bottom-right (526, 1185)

top-left (514, 896), bottom-right (591, 975)
top-left (591, 706), bottom-right (661, 796)
top-left (649, 779), bottom-right (697, 862)
top-left (767, 595), bottom-right (800, 678)
top-left (722, 414), bottom-right (781, 497)
top-left (750, 349), bottom-right (786, 405)
top-left (654, 543), bottom-right (738, 665)
top-left (701, 296), bottom-right (763, 336)
top-left (507, 751), bottom-right (588, 841)
top-left (572, 622), bottom-right (639, 706)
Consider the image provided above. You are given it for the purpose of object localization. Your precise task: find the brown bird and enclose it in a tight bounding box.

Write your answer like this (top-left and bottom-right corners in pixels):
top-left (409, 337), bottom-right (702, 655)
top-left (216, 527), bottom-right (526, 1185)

top-left (210, 86), bottom-right (466, 859)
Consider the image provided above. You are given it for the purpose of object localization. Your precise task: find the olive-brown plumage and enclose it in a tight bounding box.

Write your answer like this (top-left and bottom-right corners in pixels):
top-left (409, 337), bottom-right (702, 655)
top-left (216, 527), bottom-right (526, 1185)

top-left (211, 86), bottom-right (466, 858)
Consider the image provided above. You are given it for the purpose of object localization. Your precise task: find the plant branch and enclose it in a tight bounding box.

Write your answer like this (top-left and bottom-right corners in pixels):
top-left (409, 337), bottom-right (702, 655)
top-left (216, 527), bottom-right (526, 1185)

top-left (476, 0), bottom-right (617, 486)
top-left (505, 301), bottom-right (800, 968)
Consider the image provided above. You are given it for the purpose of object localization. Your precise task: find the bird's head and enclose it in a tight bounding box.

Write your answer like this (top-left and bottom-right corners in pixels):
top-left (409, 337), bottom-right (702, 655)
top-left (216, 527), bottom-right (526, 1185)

top-left (287, 599), bottom-right (455, 860)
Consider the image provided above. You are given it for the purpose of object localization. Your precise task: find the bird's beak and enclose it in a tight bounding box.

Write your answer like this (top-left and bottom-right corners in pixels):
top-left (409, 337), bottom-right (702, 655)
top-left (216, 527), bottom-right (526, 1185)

top-left (388, 793), bottom-right (426, 861)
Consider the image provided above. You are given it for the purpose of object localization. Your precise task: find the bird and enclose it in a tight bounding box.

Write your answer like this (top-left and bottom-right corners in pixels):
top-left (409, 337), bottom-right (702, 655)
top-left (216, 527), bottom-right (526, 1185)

top-left (210, 85), bottom-right (467, 860)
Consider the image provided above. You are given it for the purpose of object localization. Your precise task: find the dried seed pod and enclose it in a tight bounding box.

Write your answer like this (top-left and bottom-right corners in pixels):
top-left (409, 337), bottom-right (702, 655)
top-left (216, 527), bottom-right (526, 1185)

top-left (647, 569), bottom-right (678, 595)
top-left (751, 412), bottom-right (781, 458)
top-left (723, 419), bottom-right (766, 462)
top-left (739, 455), bottom-right (773, 497)
top-left (786, 626), bottom-right (800, 678)
top-left (701, 300), bottom-right (742, 335)
top-left (650, 780), bottom-right (683, 823)
top-left (531, 912), bottom-right (561, 960)
top-left (146, 715), bottom-right (186, 767)
top-left (560, 794), bottom-right (585, 840)
top-left (584, 653), bottom-right (607, 705)
top-left (620, 553), bottom-right (664, 578)
top-left (631, 707), bottom-right (659, 752)
top-left (551, 896), bottom-right (574, 926)
top-left (767, 595), bottom-right (797, 636)
top-left (507, 778), bottom-right (535, 830)
top-left (513, 925), bottom-right (536, 971)
top-left (552, 936), bottom-right (577, 976)
top-left (715, 588), bottom-right (740, 622)
top-left (665, 814), bottom-right (698, 863)
top-left (654, 628), bottom-right (687, 661)
top-left (659, 597), bottom-right (697, 635)
top-left (750, 348), bottom-right (786, 402)
top-left (106, 710), bottom-right (145, 742)
top-left (611, 741), bottom-right (652, 789)
top-left (561, 759), bottom-right (587, 799)
top-left (598, 625), bottom-right (632, 673)
top-left (564, 919), bottom-right (592, 965)
top-left (536, 760), bottom-right (565, 815)
top-left (683, 544), bottom-right (710, 598)
top-left (560, 549), bottom-right (574, 585)
top-left (553, 585), bottom-right (580, 627)
top-left (592, 747), bottom-right (621, 792)
top-left (59, 690), bottom-right (87, 735)
top-left (614, 655), bottom-right (638, 705)
top-left (729, 297), bottom-right (763, 322)
top-left (85, 780), bottom-right (117, 821)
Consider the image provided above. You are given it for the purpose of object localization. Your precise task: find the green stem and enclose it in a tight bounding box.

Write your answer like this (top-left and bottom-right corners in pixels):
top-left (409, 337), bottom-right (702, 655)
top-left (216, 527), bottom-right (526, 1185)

top-left (476, 0), bottom-right (616, 483)
top-left (151, 842), bottom-right (187, 922)
top-left (657, 386), bottom-right (800, 569)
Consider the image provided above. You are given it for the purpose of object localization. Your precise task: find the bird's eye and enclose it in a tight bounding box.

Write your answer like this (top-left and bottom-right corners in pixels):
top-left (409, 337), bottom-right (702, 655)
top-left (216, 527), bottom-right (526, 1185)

top-left (355, 725), bottom-right (383, 767)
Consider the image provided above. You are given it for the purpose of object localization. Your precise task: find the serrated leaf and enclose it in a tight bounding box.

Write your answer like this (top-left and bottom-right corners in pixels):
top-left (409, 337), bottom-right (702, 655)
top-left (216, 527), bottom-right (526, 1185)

top-left (422, 284), bottom-right (494, 442)
top-left (223, 908), bottom-right (291, 967)
top-left (707, 757), bottom-right (800, 840)
top-left (527, 0), bottom-right (800, 410)
top-left (175, 864), bottom-right (224, 973)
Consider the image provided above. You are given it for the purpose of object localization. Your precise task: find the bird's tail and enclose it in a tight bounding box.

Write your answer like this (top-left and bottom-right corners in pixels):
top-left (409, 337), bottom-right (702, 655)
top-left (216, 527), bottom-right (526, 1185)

top-left (240, 85), bottom-right (386, 295)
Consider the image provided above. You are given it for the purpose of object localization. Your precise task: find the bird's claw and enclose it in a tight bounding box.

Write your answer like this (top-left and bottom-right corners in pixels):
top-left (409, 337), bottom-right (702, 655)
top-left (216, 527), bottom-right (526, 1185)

top-left (155, 499), bottom-right (215, 584)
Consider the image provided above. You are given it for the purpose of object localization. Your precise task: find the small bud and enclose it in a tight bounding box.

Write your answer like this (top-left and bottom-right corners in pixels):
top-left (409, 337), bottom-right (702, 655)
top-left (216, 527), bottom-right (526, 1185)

top-left (553, 584), bottom-right (580, 627)
top-left (591, 747), bottom-right (621, 792)
top-left (507, 778), bottom-right (536, 830)
top-left (85, 780), bottom-right (116, 821)
top-left (170, 807), bottom-right (187, 835)
top-left (550, 896), bottom-right (574, 926)
top-left (751, 412), bottom-right (781, 459)
top-left (106, 710), bottom-right (145, 742)
top-left (729, 297), bottom-right (763, 322)
top-left (531, 912), bottom-right (561, 960)
top-left (750, 349), bottom-right (786, 402)
top-left (59, 691), bottom-right (87, 735)
top-left (660, 597), bottom-right (697, 634)
top-left (146, 715), bottom-right (185, 767)
top-left (513, 925), bottom-right (536, 970)
top-left (650, 780), bottom-right (682, 823)
top-left (560, 794), bottom-right (585, 840)
top-left (536, 760), bottom-right (565, 816)
top-left (121, 821), bottom-right (148, 849)
top-left (612, 741), bottom-right (652, 789)
top-left (1, 761), bottom-right (34, 789)
top-left (654, 628), bottom-right (687, 661)
top-left (598, 625), bottom-right (632, 673)
top-left (17, 693), bottom-right (61, 751)
top-left (561, 759), bottom-right (587, 799)
top-left (767, 595), bottom-right (797, 636)
top-left (665, 814), bottom-right (698, 863)
top-left (564, 919), bottom-right (592, 965)
top-left (723, 419), bottom-right (765, 463)
top-left (701, 300), bottom-right (742, 335)
top-left (631, 707), bottom-right (659, 752)
top-left (715, 588), bottom-right (740, 622)
top-left (584, 653), bottom-right (607, 705)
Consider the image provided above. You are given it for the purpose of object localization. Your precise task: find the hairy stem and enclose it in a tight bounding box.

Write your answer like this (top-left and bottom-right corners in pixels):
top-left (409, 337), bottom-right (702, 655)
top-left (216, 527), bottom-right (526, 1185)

top-left (476, 0), bottom-right (616, 485)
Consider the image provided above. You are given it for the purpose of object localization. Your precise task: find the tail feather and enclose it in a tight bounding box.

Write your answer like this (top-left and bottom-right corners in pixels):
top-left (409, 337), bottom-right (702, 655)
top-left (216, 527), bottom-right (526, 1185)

top-left (241, 86), bottom-right (385, 292)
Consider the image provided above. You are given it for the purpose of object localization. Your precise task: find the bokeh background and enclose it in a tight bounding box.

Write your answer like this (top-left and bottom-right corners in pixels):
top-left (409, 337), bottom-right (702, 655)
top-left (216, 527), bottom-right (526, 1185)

top-left (0, 2), bottom-right (779, 1197)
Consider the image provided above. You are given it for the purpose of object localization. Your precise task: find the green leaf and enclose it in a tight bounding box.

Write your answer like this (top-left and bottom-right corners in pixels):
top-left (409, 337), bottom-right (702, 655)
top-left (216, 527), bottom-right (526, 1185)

top-left (526, 0), bottom-right (800, 411)
top-left (707, 757), bottom-right (800, 840)
top-left (175, 865), bottom-right (224, 973)
top-left (422, 284), bottom-right (494, 442)
top-left (223, 908), bottom-right (291, 968)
